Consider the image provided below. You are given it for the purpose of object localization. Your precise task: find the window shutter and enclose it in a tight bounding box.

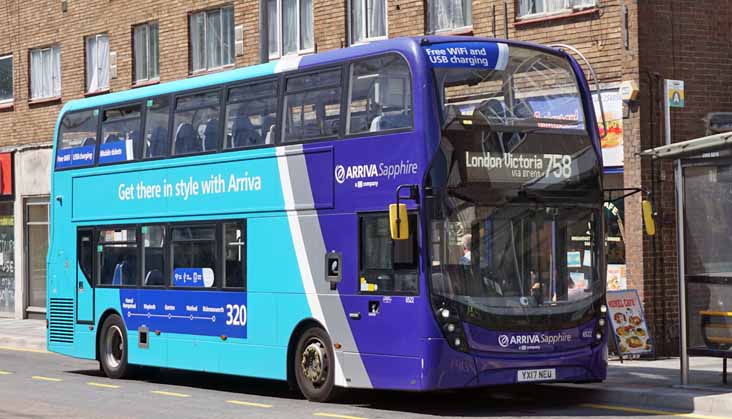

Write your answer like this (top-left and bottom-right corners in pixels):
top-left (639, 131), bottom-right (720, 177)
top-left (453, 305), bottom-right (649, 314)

top-left (235, 25), bottom-right (244, 56)
top-left (110, 50), bottom-right (118, 79)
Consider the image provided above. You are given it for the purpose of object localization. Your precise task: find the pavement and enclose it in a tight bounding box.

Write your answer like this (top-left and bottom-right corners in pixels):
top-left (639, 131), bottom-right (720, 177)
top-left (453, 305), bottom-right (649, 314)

top-left (1, 317), bottom-right (731, 417)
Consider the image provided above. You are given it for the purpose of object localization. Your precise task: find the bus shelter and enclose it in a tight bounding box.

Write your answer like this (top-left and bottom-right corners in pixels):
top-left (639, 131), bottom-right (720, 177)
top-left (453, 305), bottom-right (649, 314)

top-left (642, 132), bottom-right (732, 385)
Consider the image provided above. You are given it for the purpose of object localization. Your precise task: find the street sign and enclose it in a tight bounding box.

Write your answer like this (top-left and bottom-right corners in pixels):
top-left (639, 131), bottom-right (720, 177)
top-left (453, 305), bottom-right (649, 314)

top-left (667, 79), bottom-right (685, 108)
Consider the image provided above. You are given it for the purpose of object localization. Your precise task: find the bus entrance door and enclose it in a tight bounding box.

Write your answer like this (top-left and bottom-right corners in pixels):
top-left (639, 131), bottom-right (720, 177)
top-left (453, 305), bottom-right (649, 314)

top-left (76, 229), bottom-right (95, 323)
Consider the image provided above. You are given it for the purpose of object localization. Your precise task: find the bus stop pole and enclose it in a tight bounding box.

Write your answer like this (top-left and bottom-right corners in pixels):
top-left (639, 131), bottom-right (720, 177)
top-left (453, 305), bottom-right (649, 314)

top-left (666, 79), bottom-right (689, 386)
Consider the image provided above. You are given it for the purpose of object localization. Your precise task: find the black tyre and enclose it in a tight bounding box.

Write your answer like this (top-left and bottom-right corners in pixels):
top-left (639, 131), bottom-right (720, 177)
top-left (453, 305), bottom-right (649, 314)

top-left (99, 314), bottom-right (131, 379)
top-left (294, 327), bottom-right (339, 402)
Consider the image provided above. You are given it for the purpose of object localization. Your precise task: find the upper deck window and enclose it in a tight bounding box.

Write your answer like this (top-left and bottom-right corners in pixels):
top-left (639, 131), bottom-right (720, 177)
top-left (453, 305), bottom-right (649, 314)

top-left (172, 91), bottom-right (221, 155)
top-left (143, 96), bottom-right (171, 159)
top-left (225, 80), bottom-right (278, 149)
top-left (283, 69), bottom-right (342, 142)
top-left (100, 104), bottom-right (142, 164)
top-left (56, 110), bottom-right (98, 169)
top-left (347, 54), bottom-right (412, 135)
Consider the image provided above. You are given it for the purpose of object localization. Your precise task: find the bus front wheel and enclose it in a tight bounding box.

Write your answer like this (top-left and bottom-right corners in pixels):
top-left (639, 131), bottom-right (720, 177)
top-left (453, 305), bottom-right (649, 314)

top-left (99, 314), bottom-right (130, 379)
top-left (294, 327), bottom-right (339, 402)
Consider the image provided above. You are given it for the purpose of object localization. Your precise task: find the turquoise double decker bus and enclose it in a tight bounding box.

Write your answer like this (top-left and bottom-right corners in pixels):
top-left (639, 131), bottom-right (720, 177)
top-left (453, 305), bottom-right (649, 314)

top-left (48, 36), bottom-right (607, 401)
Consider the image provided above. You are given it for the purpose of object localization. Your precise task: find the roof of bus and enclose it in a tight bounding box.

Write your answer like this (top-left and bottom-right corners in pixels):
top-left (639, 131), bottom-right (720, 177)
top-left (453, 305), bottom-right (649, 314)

top-left (59, 36), bottom-right (564, 115)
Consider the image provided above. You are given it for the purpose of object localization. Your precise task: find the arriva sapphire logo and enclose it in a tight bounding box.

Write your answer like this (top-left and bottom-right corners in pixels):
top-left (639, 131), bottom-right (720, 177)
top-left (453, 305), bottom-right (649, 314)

top-left (498, 332), bottom-right (573, 348)
top-left (334, 161), bottom-right (419, 186)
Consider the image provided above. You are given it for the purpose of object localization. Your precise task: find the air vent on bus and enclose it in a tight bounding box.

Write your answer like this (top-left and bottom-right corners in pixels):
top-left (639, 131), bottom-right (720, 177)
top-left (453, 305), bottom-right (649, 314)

top-left (48, 298), bottom-right (74, 344)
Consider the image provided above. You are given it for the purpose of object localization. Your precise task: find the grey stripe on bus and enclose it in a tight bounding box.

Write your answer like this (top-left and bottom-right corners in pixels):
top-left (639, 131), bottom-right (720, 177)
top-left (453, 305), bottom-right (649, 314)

top-left (281, 148), bottom-right (373, 389)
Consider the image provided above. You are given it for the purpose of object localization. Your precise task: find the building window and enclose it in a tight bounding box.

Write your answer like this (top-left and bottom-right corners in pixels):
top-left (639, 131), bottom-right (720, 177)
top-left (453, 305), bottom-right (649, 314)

top-left (267, 0), bottom-right (314, 59)
top-left (517, 0), bottom-right (596, 18)
top-left (133, 22), bottom-right (159, 83)
top-left (428, 0), bottom-right (471, 33)
top-left (86, 34), bottom-right (110, 93)
top-left (351, 0), bottom-right (387, 43)
top-left (30, 46), bottom-right (61, 100)
top-left (190, 6), bottom-right (235, 73)
top-left (0, 55), bottom-right (12, 103)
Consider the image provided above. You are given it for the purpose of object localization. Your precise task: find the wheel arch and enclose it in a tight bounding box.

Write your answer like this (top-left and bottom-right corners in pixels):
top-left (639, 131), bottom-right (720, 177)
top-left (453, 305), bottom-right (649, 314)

top-left (286, 318), bottom-right (326, 390)
top-left (95, 308), bottom-right (123, 361)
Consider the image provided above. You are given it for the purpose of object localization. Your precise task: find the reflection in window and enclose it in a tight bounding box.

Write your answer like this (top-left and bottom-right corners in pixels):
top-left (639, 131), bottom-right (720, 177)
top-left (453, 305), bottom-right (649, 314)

top-left (284, 70), bottom-right (341, 142)
top-left (359, 214), bottom-right (418, 294)
top-left (225, 80), bottom-right (278, 148)
top-left (143, 96), bottom-right (170, 158)
top-left (171, 226), bottom-right (217, 287)
top-left (98, 229), bottom-right (138, 286)
top-left (224, 222), bottom-right (246, 288)
top-left (173, 91), bottom-right (221, 155)
top-left (100, 105), bottom-right (142, 163)
top-left (348, 54), bottom-right (412, 134)
top-left (143, 226), bottom-right (165, 286)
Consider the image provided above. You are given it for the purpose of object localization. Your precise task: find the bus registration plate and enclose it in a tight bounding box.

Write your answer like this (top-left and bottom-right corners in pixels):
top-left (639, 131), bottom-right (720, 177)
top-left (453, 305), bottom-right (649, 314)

top-left (517, 368), bottom-right (556, 382)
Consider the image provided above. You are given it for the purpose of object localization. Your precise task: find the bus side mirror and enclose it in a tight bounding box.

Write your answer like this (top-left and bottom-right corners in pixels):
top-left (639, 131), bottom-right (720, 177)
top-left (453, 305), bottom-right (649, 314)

top-left (389, 203), bottom-right (409, 240)
top-left (642, 199), bottom-right (656, 236)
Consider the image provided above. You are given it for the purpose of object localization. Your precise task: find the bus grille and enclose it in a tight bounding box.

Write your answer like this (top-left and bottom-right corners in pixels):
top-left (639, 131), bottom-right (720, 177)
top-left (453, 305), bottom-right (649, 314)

top-left (48, 298), bottom-right (74, 344)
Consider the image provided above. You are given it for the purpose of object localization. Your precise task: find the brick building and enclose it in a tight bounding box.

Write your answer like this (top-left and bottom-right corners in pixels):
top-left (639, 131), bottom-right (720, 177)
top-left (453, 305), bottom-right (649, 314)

top-left (0, 0), bottom-right (728, 356)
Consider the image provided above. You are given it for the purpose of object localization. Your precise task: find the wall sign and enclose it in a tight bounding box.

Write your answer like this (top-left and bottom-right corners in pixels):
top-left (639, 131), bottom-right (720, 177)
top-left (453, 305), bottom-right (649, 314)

top-left (0, 152), bottom-right (13, 199)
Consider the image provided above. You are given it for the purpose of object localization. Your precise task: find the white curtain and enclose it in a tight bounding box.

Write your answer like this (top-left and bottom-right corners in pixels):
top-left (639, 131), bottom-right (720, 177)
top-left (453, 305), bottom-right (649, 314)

top-left (300, 0), bottom-right (313, 50)
top-left (368, 0), bottom-right (386, 39)
top-left (134, 25), bottom-right (148, 81)
top-left (30, 50), bottom-right (41, 99)
top-left (283, 0), bottom-right (298, 55)
top-left (52, 47), bottom-right (61, 97)
top-left (206, 9), bottom-right (223, 69)
top-left (546, 0), bottom-right (566, 11)
top-left (190, 13), bottom-right (205, 71)
top-left (222, 7), bottom-right (234, 65)
top-left (149, 23), bottom-right (159, 79)
top-left (433, 0), bottom-right (451, 32)
top-left (352, 0), bottom-right (365, 42)
top-left (98, 35), bottom-right (109, 90)
top-left (86, 35), bottom-right (109, 92)
top-left (267, 0), bottom-right (279, 57)
top-left (85, 37), bottom-right (97, 92)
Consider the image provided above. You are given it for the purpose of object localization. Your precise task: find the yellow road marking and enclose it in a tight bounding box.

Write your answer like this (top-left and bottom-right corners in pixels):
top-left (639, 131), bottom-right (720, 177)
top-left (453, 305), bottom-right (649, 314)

top-left (0, 345), bottom-right (48, 354)
top-left (581, 403), bottom-right (730, 419)
top-left (226, 400), bottom-right (273, 408)
top-left (314, 413), bottom-right (368, 419)
top-left (87, 382), bottom-right (120, 389)
top-left (150, 390), bottom-right (191, 398)
top-left (0, 370), bottom-right (12, 375)
top-left (31, 375), bottom-right (62, 382)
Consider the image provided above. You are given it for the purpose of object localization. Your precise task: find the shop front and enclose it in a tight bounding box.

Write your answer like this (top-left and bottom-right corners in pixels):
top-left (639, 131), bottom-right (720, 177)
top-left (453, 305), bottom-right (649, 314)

top-left (0, 152), bottom-right (14, 317)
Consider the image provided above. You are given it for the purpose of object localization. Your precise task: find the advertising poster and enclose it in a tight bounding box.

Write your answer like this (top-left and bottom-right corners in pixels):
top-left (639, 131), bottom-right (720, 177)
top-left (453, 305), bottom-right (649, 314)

top-left (607, 264), bottom-right (627, 291)
top-left (593, 89), bottom-right (624, 167)
top-left (607, 290), bottom-right (653, 356)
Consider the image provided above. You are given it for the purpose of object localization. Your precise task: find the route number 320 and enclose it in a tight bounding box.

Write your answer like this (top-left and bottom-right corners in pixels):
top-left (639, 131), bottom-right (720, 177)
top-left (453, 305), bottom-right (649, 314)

top-left (225, 304), bottom-right (247, 326)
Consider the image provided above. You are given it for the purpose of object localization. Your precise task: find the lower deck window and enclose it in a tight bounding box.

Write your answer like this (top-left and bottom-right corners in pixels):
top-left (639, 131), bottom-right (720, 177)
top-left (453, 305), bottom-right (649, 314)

top-left (171, 225), bottom-right (217, 287)
top-left (98, 228), bottom-right (138, 286)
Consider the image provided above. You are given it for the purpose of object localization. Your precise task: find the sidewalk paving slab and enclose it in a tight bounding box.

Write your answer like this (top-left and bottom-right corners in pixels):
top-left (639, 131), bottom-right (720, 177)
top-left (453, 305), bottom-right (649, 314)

top-left (0, 318), bottom-right (47, 352)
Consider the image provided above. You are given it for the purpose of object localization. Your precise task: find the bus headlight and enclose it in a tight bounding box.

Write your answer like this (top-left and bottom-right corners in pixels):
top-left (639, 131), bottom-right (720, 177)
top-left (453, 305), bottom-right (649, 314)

top-left (440, 308), bottom-right (450, 319)
top-left (600, 304), bottom-right (607, 314)
top-left (598, 318), bottom-right (606, 327)
top-left (433, 302), bottom-right (468, 352)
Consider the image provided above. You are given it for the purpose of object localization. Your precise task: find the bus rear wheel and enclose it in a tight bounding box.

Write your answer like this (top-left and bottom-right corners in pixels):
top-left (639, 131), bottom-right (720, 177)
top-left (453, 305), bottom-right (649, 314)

top-left (294, 327), bottom-right (339, 402)
top-left (99, 314), bottom-right (130, 379)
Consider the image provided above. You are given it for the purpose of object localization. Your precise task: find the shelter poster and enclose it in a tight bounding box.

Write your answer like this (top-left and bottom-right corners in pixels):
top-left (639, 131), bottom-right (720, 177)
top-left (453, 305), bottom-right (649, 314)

top-left (593, 90), bottom-right (624, 167)
top-left (607, 290), bottom-right (653, 355)
top-left (607, 264), bottom-right (627, 291)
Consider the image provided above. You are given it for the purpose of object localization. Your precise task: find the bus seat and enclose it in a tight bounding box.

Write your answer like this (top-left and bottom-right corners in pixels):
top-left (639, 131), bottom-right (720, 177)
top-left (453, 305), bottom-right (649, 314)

top-left (203, 119), bottom-right (219, 151)
top-left (104, 133), bottom-right (119, 144)
top-left (232, 116), bottom-right (262, 147)
top-left (144, 269), bottom-right (164, 286)
top-left (174, 123), bottom-right (198, 154)
top-left (82, 137), bottom-right (97, 147)
top-left (130, 130), bottom-right (141, 157)
top-left (147, 127), bottom-right (169, 157)
top-left (112, 261), bottom-right (128, 286)
top-left (369, 111), bottom-right (411, 131)
top-left (264, 124), bottom-right (276, 144)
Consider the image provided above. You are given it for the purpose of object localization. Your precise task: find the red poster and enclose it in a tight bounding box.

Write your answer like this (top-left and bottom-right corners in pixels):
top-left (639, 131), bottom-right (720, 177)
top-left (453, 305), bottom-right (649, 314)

top-left (0, 153), bottom-right (11, 197)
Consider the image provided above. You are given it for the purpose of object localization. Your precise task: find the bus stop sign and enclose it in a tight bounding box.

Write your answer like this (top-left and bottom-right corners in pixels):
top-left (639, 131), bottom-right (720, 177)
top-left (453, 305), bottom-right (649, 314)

top-left (667, 79), bottom-right (685, 108)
